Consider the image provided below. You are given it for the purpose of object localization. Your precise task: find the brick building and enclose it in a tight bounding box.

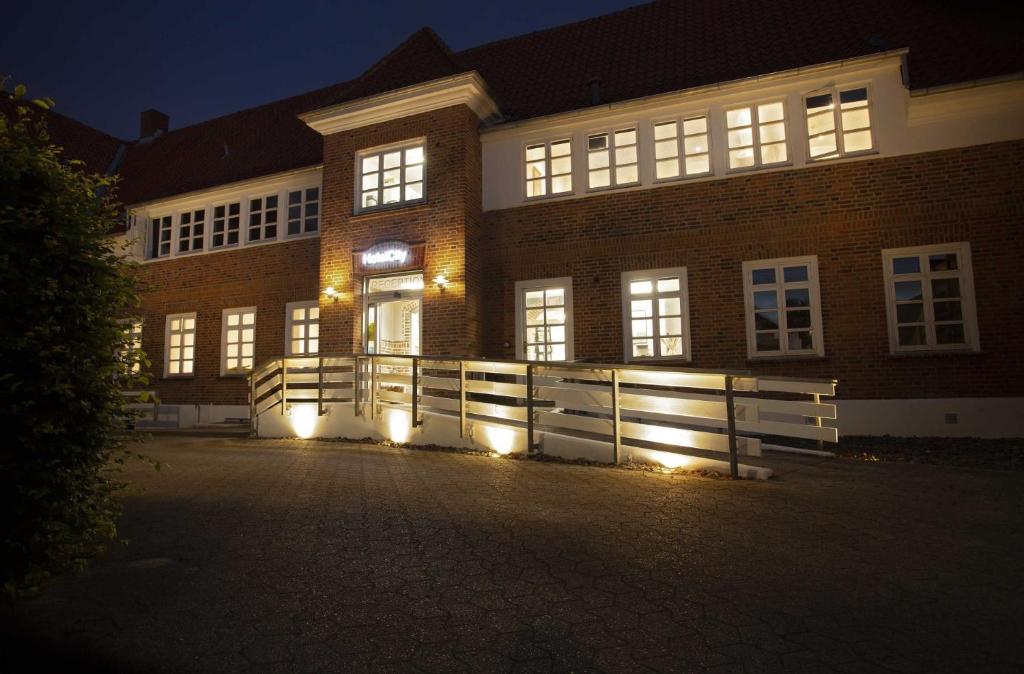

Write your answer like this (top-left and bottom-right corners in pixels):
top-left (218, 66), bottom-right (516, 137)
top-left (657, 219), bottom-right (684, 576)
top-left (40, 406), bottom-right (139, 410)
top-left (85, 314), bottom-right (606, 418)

top-left (32, 1), bottom-right (1024, 435)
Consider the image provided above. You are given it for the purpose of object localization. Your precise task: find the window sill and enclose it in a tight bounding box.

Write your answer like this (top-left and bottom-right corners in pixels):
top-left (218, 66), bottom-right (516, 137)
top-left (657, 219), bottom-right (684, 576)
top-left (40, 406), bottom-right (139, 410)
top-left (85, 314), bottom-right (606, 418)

top-left (886, 349), bottom-right (983, 359)
top-left (161, 376), bottom-right (195, 381)
top-left (746, 354), bottom-right (826, 364)
top-left (352, 200), bottom-right (427, 218)
top-left (808, 149), bottom-right (879, 164)
top-left (219, 373), bottom-right (250, 379)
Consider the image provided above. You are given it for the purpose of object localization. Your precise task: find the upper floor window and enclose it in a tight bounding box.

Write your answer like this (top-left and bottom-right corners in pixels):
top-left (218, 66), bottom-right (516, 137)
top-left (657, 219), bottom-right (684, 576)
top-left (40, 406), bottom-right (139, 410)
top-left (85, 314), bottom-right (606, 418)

top-left (151, 215), bottom-right (172, 258)
top-left (742, 256), bottom-right (824, 358)
top-left (621, 268), bottom-right (690, 361)
top-left (654, 115), bottom-right (711, 180)
top-left (515, 278), bottom-right (573, 361)
top-left (248, 195), bottom-right (278, 243)
top-left (358, 143), bottom-right (425, 211)
top-left (882, 243), bottom-right (978, 353)
top-left (177, 208), bottom-right (205, 254)
top-left (726, 101), bottom-right (788, 170)
top-left (287, 188), bottom-right (320, 235)
top-left (286, 301), bottom-right (320, 356)
top-left (806, 86), bottom-right (873, 161)
top-left (587, 128), bottom-right (638, 190)
top-left (524, 139), bottom-right (572, 198)
top-left (211, 202), bottom-right (240, 248)
top-left (164, 312), bottom-right (196, 377)
top-left (221, 307), bottom-right (255, 375)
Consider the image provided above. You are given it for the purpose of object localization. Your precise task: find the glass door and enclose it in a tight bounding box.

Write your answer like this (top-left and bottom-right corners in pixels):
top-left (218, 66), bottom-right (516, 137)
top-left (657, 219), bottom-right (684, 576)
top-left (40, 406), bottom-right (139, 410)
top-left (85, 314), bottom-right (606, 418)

top-left (364, 273), bottom-right (423, 355)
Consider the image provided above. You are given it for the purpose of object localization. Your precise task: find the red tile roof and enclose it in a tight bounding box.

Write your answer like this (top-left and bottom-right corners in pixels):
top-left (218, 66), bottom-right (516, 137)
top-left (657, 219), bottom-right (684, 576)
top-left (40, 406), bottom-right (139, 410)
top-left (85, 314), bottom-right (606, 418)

top-left (34, 0), bottom-right (1024, 209)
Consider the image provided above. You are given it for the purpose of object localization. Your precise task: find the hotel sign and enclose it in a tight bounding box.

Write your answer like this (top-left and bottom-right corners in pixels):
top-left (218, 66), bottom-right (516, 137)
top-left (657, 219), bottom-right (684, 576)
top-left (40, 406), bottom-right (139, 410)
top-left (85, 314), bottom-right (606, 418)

top-left (353, 241), bottom-right (425, 274)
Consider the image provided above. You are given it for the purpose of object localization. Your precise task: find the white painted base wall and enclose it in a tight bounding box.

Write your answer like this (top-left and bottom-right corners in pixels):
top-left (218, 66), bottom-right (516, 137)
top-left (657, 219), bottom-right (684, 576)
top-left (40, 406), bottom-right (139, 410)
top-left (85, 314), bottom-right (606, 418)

top-left (830, 398), bottom-right (1024, 438)
top-left (160, 404), bottom-right (250, 427)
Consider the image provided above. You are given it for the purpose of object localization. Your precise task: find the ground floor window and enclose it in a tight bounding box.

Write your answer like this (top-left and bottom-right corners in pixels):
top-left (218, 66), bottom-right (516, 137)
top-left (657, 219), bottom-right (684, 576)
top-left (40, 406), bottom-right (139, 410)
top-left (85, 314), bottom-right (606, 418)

top-left (221, 307), bottom-right (255, 374)
top-left (286, 301), bottom-right (320, 356)
top-left (882, 242), bottom-right (978, 353)
top-left (164, 312), bottom-right (196, 376)
top-left (742, 256), bottom-right (824, 358)
top-left (621, 268), bottom-right (690, 361)
top-left (364, 273), bottom-right (423, 355)
top-left (515, 278), bottom-right (573, 361)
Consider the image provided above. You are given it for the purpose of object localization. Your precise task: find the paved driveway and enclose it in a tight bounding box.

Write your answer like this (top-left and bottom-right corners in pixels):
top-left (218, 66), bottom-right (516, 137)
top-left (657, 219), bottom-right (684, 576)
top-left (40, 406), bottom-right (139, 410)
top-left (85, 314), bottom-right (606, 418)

top-left (2, 437), bottom-right (1022, 672)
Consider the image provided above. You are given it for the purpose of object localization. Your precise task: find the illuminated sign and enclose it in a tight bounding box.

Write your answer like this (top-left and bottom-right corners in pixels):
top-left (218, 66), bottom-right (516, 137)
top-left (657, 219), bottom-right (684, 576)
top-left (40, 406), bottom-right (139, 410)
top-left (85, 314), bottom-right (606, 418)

top-left (362, 248), bottom-right (408, 266)
top-left (353, 241), bottom-right (424, 274)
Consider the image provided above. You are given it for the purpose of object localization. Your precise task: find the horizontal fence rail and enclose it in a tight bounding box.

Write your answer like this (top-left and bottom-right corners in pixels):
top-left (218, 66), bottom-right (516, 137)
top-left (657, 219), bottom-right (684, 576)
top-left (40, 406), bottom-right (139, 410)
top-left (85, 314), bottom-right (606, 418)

top-left (249, 354), bottom-right (838, 478)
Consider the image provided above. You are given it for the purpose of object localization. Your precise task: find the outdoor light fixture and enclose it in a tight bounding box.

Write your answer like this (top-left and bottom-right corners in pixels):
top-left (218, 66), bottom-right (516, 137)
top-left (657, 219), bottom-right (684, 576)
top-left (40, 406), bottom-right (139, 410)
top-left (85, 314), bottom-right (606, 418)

top-left (323, 286), bottom-right (340, 301)
top-left (432, 274), bottom-right (450, 291)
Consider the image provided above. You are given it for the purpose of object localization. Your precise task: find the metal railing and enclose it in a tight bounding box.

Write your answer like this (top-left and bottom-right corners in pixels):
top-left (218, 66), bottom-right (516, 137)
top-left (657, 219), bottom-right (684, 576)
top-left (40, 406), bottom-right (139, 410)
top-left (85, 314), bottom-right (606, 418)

top-left (249, 354), bottom-right (838, 477)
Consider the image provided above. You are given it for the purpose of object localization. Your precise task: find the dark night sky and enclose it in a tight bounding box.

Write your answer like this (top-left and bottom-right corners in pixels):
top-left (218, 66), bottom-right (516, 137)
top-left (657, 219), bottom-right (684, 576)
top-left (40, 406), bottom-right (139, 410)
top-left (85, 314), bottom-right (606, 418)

top-left (2, 0), bottom-right (643, 139)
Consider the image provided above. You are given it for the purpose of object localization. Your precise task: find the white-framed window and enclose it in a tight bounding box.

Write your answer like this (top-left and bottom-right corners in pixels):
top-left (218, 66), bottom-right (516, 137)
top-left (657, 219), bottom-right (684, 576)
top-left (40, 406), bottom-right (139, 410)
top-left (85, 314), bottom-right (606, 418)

top-left (515, 278), bottom-right (573, 361)
top-left (358, 142), bottom-right (425, 211)
top-left (221, 307), bottom-right (255, 375)
top-left (117, 319), bottom-right (144, 377)
top-left (653, 115), bottom-right (711, 180)
top-left (287, 188), bottom-right (320, 235)
top-left (177, 208), bottom-right (206, 254)
top-left (587, 128), bottom-right (639, 190)
top-left (247, 194), bottom-right (278, 243)
top-left (211, 202), bottom-right (241, 248)
top-left (164, 312), bottom-right (197, 377)
top-left (805, 86), bottom-right (873, 161)
top-left (151, 215), bottom-right (172, 258)
top-left (524, 139), bottom-right (573, 198)
top-left (286, 301), bottom-right (320, 356)
top-left (882, 242), bottom-right (979, 353)
top-left (621, 268), bottom-right (691, 361)
top-left (726, 101), bottom-right (788, 170)
top-left (742, 256), bottom-right (824, 358)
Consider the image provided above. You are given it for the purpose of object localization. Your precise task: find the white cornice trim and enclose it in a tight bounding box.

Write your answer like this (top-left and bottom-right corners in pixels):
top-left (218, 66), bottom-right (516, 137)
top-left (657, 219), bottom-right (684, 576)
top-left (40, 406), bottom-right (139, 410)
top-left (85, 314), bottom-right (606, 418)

top-left (126, 164), bottom-right (323, 211)
top-left (481, 50), bottom-right (910, 139)
top-left (300, 71), bottom-right (500, 135)
top-left (907, 77), bottom-right (1024, 125)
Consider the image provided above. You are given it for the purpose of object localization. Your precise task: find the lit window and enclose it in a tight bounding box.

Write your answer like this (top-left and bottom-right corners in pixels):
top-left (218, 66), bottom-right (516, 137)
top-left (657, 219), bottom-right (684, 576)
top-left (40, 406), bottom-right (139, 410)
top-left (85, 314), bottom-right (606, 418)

top-left (248, 195), bottom-right (279, 242)
top-left (516, 278), bottom-right (573, 361)
top-left (726, 101), bottom-right (788, 170)
top-left (621, 269), bottom-right (690, 361)
top-left (221, 308), bottom-right (255, 374)
top-left (287, 188), bottom-right (320, 235)
top-left (587, 128), bottom-right (639, 189)
top-left (177, 208), bottom-right (206, 253)
top-left (654, 116), bottom-right (711, 180)
top-left (211, 202), bottom-right (240, 248)
top-left (806, 86), bottom-right (873, 160)
top-left (151, 215), bottom-right (172, 258)
top-left (286, 301), bottom-right (320, 356)
top-left (118, 320), bottom-right (143, 377)
top-left (359, 143), bottom-right (425, 211)
top-left (882, 243), bottom-right (978, 352)
top-left (524, 139), bottom-right (573, 198)
top-left (165, 312), bottom-right (197, 376)
top-left (742, 256), bottom-right (823, 357)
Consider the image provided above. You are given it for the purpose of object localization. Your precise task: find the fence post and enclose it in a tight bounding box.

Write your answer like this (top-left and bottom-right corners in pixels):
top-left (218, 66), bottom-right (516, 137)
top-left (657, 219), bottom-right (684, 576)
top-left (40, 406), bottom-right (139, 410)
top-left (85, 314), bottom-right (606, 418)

top-left (370, 357), bottom-right (377, 420)
top-left (459, 360), bottom-right (467, 438)
top-left (611, 368), bottom-right (621, 465)
top-left (249, 369), bottom-right (256, 430)
top-left (353, 357), bottom-right (361, 417)
top-left (526, 364), bottom-right (535, 452)
top-left (814, 392), bottom-right (823, 452)
top-left (725, 375), bottom-right (739, 479)
top-left (317, 356), bottom-right (324, 417)
top-left (280, 359), bottom-right (287, 416)
top-left (411, 357), bottom-right (419, 428)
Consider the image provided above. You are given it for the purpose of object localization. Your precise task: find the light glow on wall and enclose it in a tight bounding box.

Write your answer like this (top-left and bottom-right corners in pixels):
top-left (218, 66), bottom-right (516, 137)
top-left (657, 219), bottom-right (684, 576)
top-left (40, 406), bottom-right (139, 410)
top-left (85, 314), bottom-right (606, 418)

top-left (290, 404), bottom-right (318, 439)
top-left (385, 409), bottom-right (412, 444)
top-left (646, 450), bottom-right (691, 469)
top-left (480, 425), bottom-right (516, 455)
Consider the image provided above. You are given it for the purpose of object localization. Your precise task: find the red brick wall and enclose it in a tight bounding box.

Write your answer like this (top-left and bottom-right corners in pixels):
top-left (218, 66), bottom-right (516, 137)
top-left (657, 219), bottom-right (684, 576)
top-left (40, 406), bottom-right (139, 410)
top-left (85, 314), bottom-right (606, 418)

top-left (482, 140), bottom-right (1024, 399)
top-left (319, 104), bottom-right (483, 356)
top-left (135, 238), bottom-right (319, 405)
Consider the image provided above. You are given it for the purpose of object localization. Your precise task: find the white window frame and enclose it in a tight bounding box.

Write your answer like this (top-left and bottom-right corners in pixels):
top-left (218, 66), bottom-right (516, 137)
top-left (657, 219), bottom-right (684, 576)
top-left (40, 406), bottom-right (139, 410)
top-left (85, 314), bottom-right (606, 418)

top-left (117, 318), bottom-right (144, 377)
top-left (164, 312), bottom-right (197, 377)
top-left (881, 242), bottom-right (979, 354)
top-left (804, 83), bottom-right (876, 162)
top-left (210, 201), bottom-right (241, 249)
top-left (285, 187), bottom-right (320, 237)
top-left (176, 207), bottom-right (206, 254)
top-left (725, 99), bottom-right (790, 172)
top-left (515, 277), bottom-right (574, 362)
top-left (621, 268), bottom-right (691, 362)
top-left (355, 139), bottom-right (426, 213)
top-left (742, 256), bottom-right (824, 359)
top-left (246, 193), bottom-right (279, 244)
top-left (586, 126), bottom-right (640, 191)
top-left (523, 138), bottom-right (574, 200)
top-left (285, 301), bottom-right (320, 356)
top-left (220, 307), bottom-right (256, 376)
top-left (151, 215), bottom-right (173, 258)
top-left (652, 113), bottom-right (713, 182)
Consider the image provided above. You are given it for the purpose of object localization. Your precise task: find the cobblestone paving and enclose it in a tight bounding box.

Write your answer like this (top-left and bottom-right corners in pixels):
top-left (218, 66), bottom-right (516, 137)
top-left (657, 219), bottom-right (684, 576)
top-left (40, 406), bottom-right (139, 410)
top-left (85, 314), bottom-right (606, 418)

top-left (2, 437), bottom-right (1023, 672)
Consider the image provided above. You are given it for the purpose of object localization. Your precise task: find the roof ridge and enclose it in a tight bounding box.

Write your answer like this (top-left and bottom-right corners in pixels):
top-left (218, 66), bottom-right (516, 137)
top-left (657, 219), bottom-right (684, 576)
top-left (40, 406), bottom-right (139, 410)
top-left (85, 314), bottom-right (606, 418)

top-left (340, 26), bottom-right (466, 101)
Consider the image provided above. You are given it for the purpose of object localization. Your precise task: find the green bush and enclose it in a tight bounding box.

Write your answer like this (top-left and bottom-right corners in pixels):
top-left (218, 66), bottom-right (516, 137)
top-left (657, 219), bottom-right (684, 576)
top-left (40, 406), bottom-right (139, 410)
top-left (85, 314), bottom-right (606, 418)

top-left (0, 84), bottom-right (148, 593)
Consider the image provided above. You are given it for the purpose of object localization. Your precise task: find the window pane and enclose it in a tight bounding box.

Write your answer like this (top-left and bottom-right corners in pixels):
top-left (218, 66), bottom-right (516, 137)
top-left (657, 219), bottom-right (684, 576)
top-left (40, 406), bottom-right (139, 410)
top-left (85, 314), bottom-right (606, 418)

top-left (759, 122), bottom-right (786, 144)
top-left (728, 128), bottom-right (753, 148)
top-left (843, 130), bottom-right (872, 153)
top-left (382, 151), bottom-right (401, 169)
top-left (898, 325), bottom-right (926, 346)
top-left (761, 142), bottom-right (787, 164)
top-left (753, 290), bottom-right (778, 310)
top-left (405, 182), bottom-right (423, 201)
top-left (588, 134), bottom-right (608, 151)
top-left (896, 303), bottom-right (925, 323)
top-left (787, 309), bottom-right (811, 328)
top-left (894, 281), bottom-right (923, 301)
top-left (525, 145), bottom-right (546, 161)
top-left (785, 288), bottom-right (810, 308)
top-left (615, 145), bottom-right (637, 166)
top-left (658, 297), bottom-right (681, 315)
top-left (683, 117), bottom-right (707, 135)
top-left (630, 280), bottom-right (653, 295)
top-left (839, 88), bottom-right (868, 105)
top-left (546, 307), bottom-right (566, 324)
top-left (631, 299), bottom-right (653, 317)
top-left (405, 146), bottom-right (424, 164)
top-left (783, 266), bottom-right (809, 283)
top-left (551, 141), bottom-right (571, 157)
top-left (632, 319), bottom-right (653, 337)
top-left (935, 324), bottom-right (965, 345)
top-left (726, 108), bottom-right (751, 128)
top-left (933, 300), bottom-right (963, 322)
top-left (754, 311), bottom-right (779, 330)
top-left (931, 278), bottom-right (960, 299)
top-left (551, 174), bottom-right (572, 194)
top-left (655, 139), bottom-right (677, 160)
top-left (615, 165), bottom-right (639, 184)
top-left (809, 133), bottom-right (838, 158)
top-left (928, 253), bottom-right (958, 271)
top-left (841, 108), bottom-right (870, 130)
top-left (362, 155), bottom-right (379, 173)
top-left (525, 291), bottom-right (544, 307)
top-left (787, 331), bottom-right (813, 350)
top-left (657, 278), bottom-right (679, 293)
top-left (654, 122), bottom-right (677, 140)
top-left (309, 307), bottom-right (319, 320)
top-left (892, 257), bottom-right (921, 274)
top-left (632, 339), bottom-right (654, 358)
top-left (549, 345), bottom-right (566, 361)
top-left (729, 148), bottom-right (754, 168)
top-left (545, 288), bottom-right (565, 306)
top-left (660, 336), bottom-right (683, 356)
top-left (405, 165), bottom-right (423, 183)
top-left (659, 317), bottom-right (682, 336)
top-left (615, 129), bottom-right (637, 146)
top-left (758, 102), bottom-right (785, 123)
top-left (657, 160), bottom-right (680, 179)
top-left (685, 156), bottom-right (710, 174)
top-left (756, 332), bottom-right (780, 351)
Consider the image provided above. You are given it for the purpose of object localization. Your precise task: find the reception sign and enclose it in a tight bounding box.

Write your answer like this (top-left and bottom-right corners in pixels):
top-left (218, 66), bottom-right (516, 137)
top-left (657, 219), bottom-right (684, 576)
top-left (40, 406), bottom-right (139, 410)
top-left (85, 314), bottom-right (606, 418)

top-left (353, 241), bottom-right (425, 275)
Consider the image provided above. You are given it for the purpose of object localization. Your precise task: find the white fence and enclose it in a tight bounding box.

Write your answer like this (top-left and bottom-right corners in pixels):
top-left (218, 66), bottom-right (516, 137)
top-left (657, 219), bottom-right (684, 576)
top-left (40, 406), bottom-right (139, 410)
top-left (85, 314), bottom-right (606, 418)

top-left (250, 355), bottom-right (837, 479)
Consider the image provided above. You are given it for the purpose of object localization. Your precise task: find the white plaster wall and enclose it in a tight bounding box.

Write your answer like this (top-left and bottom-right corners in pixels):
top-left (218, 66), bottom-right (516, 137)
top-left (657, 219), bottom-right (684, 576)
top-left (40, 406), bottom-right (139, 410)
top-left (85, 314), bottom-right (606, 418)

top-left (831, 398), bottom-right (1024, 438)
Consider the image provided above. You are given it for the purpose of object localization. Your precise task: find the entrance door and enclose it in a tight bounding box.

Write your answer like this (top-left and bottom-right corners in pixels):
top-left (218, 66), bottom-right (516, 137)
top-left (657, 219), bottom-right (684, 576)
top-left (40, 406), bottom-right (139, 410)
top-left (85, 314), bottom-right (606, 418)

top-left (364, 273), bottom-right (423, 355)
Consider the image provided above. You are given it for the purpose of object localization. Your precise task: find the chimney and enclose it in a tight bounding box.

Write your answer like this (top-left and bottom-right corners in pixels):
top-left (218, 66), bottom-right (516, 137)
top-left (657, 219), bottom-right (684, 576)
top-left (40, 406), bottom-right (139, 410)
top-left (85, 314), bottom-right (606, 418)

top-left (139, 109), bottom-right (169, 139)
top-left (588, 78), bottom-right (602, 106)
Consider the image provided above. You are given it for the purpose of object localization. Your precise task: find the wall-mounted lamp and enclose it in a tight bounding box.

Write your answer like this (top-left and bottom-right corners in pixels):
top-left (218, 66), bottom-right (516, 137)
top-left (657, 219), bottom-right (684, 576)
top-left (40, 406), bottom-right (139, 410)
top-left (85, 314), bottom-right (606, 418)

top-left (432, 274), bottom-right (450, 291)
top-left (323, 286), bottom-right (341, 302)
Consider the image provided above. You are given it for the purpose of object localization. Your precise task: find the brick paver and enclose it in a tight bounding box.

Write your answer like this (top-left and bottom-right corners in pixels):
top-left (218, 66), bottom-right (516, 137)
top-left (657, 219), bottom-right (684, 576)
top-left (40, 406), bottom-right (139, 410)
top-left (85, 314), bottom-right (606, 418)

top-left (2, 437), bottom-right (1023, 672)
